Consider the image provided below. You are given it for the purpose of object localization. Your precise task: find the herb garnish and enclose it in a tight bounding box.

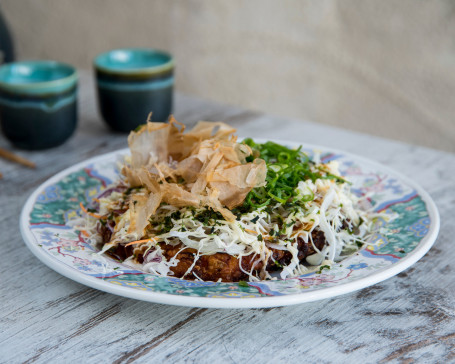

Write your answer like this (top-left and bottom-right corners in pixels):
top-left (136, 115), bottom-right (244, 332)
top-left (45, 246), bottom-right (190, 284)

top-left (317, 265), bottom-right (331, 274)
top-left (241, 139), bottom-right (346, 212)
top-left (193, 208), bottom-right (224, 226)
top-left (251, 216), bottom-right (260, 224)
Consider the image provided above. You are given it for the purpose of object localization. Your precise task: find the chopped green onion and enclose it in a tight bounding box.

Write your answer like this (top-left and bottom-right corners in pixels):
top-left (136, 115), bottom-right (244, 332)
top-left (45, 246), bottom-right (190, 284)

top-left (241, 139), bottom-right (347, 213)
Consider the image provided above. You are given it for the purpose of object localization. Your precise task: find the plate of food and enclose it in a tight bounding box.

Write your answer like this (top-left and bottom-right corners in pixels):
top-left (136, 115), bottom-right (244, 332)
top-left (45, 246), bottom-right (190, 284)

top-left (20, 118), bottom-right (439, 308)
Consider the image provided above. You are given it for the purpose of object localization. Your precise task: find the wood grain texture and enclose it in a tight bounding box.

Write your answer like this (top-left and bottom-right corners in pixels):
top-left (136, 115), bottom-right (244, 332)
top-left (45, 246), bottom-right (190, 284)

top-left (1, 71), bottom-right (454, 363)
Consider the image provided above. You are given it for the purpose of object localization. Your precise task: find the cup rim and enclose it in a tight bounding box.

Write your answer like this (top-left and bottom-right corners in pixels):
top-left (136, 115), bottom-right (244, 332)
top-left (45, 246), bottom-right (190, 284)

top-left (0, 60), bottom-right (78, 91)
top-left (94, 48), bottom-right (174, 76)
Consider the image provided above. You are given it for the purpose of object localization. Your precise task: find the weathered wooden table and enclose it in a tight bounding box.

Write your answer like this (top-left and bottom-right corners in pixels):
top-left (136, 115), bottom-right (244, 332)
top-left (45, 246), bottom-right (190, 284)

top-left (1, 73), bottom-right (454, 363)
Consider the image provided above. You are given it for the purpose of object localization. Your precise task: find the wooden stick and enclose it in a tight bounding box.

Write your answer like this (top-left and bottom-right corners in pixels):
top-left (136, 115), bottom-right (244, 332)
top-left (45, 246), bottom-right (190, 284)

top-left (0, 147), bottom-right (36, 168)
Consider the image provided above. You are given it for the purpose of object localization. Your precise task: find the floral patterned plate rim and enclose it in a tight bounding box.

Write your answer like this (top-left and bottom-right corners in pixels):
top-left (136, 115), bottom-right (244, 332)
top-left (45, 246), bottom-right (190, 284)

top-left (20, 140), bottom-right (440, 308)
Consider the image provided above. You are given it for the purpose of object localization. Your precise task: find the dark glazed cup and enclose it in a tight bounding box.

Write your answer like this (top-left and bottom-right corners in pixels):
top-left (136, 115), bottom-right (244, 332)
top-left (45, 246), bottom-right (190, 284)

top-left (94, 48), bottom-right (174, 132)
top-left (0, 61), bottom-right (78, 150)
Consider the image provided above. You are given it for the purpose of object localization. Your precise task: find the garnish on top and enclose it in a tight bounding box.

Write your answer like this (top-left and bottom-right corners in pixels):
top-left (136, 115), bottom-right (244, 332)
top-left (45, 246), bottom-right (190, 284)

top-left (79, 117), bottom-right (372, 282)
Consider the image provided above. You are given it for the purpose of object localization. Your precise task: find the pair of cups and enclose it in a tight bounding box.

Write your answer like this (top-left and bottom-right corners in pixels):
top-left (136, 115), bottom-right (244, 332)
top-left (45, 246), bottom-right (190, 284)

top-left (0, 48), bottom-right (174, 150)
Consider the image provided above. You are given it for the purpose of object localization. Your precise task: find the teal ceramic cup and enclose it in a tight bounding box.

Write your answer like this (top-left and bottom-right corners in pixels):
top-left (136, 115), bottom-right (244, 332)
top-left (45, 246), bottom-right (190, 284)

top-left (94, 48), bottom-right (174, 132)
top-left (0, 61), bottom-right (78, 149)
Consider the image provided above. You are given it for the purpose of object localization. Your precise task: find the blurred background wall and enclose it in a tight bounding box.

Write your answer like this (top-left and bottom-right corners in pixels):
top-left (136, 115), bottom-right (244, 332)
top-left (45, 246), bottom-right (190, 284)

top-left (2, 0), bottom-right (455, 152)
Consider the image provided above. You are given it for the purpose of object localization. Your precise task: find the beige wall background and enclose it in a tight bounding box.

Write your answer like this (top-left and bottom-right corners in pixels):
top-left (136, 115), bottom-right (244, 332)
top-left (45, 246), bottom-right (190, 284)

top-left (3, 0), bottom-right (455, 152)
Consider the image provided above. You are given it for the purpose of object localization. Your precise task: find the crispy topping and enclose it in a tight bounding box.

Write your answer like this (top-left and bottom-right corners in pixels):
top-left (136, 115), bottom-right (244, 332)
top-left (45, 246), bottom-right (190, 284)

top-left (122, 118), bottom-right (266, 236)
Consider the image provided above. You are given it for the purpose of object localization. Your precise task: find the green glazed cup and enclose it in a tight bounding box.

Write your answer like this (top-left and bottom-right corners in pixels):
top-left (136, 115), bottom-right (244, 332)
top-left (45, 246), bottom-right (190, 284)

top-left (94, 48), bottom-right (174, 132)
top-left (0, 60), bottom-right (78, 150)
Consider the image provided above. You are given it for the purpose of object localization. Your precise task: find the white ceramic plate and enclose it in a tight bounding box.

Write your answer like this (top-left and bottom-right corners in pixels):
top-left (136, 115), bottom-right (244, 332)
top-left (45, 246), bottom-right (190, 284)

top-left (20, 141), bottom-right (439, 308)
